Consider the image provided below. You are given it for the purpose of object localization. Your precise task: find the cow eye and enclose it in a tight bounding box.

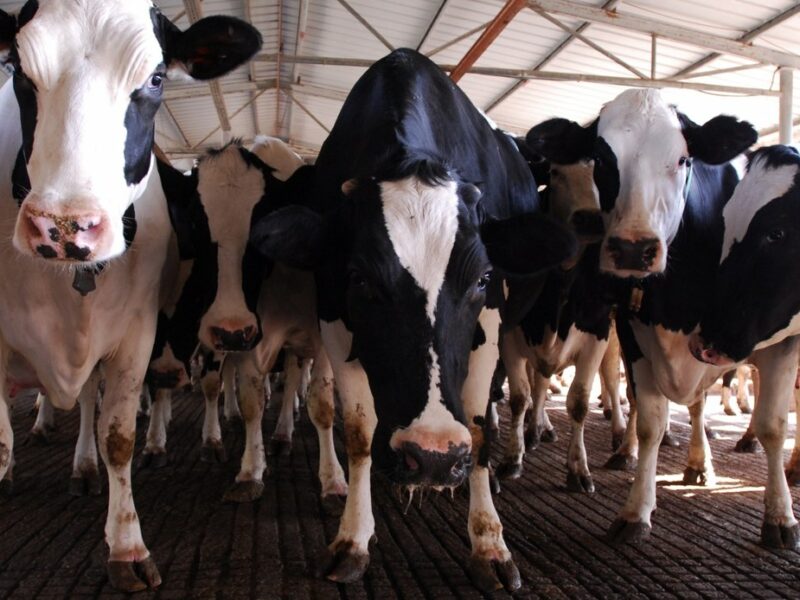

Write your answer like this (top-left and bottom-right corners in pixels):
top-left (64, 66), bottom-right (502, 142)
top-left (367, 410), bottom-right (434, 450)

top-left (767, 229), bottom-right (785, 243)
top-left (349, 270), bottom-right (367, 288)
top-left (476, 271), bottom-right (491, 292)
top-left (678, 156), bottom-right (692, 167)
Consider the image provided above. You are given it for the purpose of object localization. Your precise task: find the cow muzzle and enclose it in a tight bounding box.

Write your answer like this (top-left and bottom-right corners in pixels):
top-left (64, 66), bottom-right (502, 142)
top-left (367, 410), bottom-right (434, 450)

top-left (602, 235), bottom-right (663, 276)
top-left (203, 320), bottom-right (260, 352)
top-left (688, 333), bottom-right (734, 367)
top-left (15, 203), bottom-right (114, 263)
top-left (394, 441), bottom-right (472, 487)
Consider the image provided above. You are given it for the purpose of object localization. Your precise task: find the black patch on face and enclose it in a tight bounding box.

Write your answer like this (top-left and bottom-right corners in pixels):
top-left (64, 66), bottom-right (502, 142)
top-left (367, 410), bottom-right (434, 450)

top-left (35, 244), bottom-right (56, 258)
top-left (471, 321), bottom-right (486, 350)
top-left (593, 137), bottom-right (619, 212)
top-left (64, 242), bottom-right (90, 261)
top-left (124, 71), bottom-right (164, 185)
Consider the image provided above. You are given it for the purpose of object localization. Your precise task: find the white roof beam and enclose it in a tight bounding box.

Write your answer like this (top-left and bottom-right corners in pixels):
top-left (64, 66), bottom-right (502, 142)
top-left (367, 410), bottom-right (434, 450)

top-left (416, 0), bottom-right (450, 52)
top-left (527, 0), bottom-right (800, 69)
top-left (336, 0), bottom-right (394, 51)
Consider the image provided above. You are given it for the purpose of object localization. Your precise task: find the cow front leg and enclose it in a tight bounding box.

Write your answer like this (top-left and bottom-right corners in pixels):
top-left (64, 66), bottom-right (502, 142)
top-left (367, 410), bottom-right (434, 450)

top-left (0, 345), bottom-right (13, 495)
top-left (565, 340), bottom-right (607, 493)
top-left (606, 362), bottom-right (639, 471)
top-left (463, 309), bottom-right (520, 592)
top-left (785, 390), bottom-right (800, 486)
top-left (140, 389), bottom-right (171, 469)
top-left (30, 393), bottom-right (56, 444)
top-left (200, 366), bottom-right (226, 464)
top-left (607, 359), bottom-right (667, 543)
top-left (100, 332), bottom-right (161, 591)
top-left (683, 395), bottom-right (715, 486)
top-left (221, 357), bottom-right (241, 423)
top-left (524, 370), bottom-right (553, 450)
top-left (497, 341), bottom-right (530, 480)
top-left (599, 326), bottom-right (625, 450)
top-left (224, 355), bottom-right (267, 503)
top-left (69, 370), bottom-right (102, 496)
top-left (737, 366), bottom-right (753, 414)
top-left (305, 349), bottom-right (347, 511)
top-left (269, 352), bottom-right (302, 457)
top-left (751, 338), bottom-right (800, 549)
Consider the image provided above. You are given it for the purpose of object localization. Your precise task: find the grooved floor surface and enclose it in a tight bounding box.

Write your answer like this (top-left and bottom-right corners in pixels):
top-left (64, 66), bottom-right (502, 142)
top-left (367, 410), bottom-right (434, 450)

top-left (0, 384), bottom-right (798, 599)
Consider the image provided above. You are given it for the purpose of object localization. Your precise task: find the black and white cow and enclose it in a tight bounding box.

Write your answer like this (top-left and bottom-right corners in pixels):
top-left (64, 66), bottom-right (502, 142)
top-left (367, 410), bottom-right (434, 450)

top-left (251, 48), bottom-right (577, 592)
top-left (691, 145), bottom-right (800, 527)
top-left (160, 137), bottom-right (348, 505)
top-left (0, 1), bottom-right (260, 591)
top-left (544, 90), bottom-right (761, 545)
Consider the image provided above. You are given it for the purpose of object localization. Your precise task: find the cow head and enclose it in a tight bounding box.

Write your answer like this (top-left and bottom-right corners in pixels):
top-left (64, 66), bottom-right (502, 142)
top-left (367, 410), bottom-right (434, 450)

top-left (161, 138), bottom-right (307, 353)
top-left (0, 0), bottom-right (261, 263)
top-left (523, 118), bottom-right (619, 244)
top-left (537, 90), bottom-right (755, 278)
top-left (691, 145), bottom-right (800, 365)
top-left (251, 156), bottom-right (577, 487)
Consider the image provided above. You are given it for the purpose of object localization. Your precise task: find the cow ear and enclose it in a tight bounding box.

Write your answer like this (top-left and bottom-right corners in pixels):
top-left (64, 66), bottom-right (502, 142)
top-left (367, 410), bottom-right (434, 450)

top-left (526, 118), bottom-right (597, 165)
top-left (679, 113), bottom-right (757, 165)
top-left (159, 14), bottom-right (262, 81)
top-left (0, 10), bottom-right (16, 57)
top-left (481, 212), bottom-right (578, 277)
top-left (157, 159), bottom-right (198, 259)
top-left (250, 206), bottom-right (326, 270)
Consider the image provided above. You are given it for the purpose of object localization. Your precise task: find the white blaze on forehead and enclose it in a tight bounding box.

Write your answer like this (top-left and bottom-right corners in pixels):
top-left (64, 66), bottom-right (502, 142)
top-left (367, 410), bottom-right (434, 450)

top-left (381, 178), bottom-right (460, 322)
top-left (720, 158), bottom-right (798, 262)
top-left (251, 135), bottom-right (305, 182)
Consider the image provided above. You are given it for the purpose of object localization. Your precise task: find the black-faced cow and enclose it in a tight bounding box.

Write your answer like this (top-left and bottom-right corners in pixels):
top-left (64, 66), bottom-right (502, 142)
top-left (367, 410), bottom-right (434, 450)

top-left (160, 137), bottom-right (348, 505)
top-left (0, 1), bottom-right (260, 591)
top-left (691, 145), bottom-right (800, 539)
top-left (251, 48), bottom-right (577, 592)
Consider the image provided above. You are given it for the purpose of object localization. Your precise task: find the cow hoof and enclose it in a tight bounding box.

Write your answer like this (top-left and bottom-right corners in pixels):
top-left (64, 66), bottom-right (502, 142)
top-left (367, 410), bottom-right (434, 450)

top-left (566, 472), bottom-right (595, 493)
top-left (223, 480), bottom-right (264, 503)
top-left (139, 450), bottom-right (168, 469)
top-left (785, 467), bottom-right (800, 486)
top-left (107, 556), bottom-right (161, 592)
top-left (605, 453), bottom-right (637, 471)
top-left (734, 437), bottom-right (760, 453)
top-left (524, 430), bottom-right (540, 451)
top-left (316, 542), bottom-right (370, 583)
top-left (606, 518), bottom-right (651, 544)
top-left (267, 438), bottom-right (292, 457)
top-left (69, 472), bottom-right (102, 497)
top-left (540, 428), bottom-right (558, 443)
top-left (495, 461), bottom-right (523, 480)
top-left (682, 467), bottom-right (714, 486)
top-left (761, 522), bottom-right (800, 550)
top-left (660, 432), bottom-right (680, 448)
top-left (200, 441), bottom-right (227, 464)
top-left (0, 478), bottom-right (13, 497)
top-left (293, 409), bottom-right (301, 423)
top-left (467, 555), bottom-right (522, 593)
top-left (321, 494), bottom-right (347, 517)
top-left (739, 403), bottom-right (752, 415)
top-left (611, 433), bottom-right (624, 452)
top-left (28, 429), bottom-right (50, 446)
top-left (705, 427), bottom-right (720, 441)
top-left (489, 471), bottom-right (501, 495)
top-left (603, 408), bottom-right (612, 420)
top-left (723, 406), bottom-right (736, 416)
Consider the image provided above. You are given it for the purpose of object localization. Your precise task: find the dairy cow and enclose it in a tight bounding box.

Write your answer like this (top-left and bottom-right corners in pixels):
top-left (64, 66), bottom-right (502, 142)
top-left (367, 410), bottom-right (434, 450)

top-left (0, 1), bottom-right (260, 590)
top-left (251, 48), bottom-right (577, 592)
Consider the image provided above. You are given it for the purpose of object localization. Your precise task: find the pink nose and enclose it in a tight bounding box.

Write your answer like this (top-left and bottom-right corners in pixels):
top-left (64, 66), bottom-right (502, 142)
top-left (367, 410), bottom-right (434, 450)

top-left (22, 207), bottom-right (105, 261)
top-left (209, 323), bottom-right (259, 351)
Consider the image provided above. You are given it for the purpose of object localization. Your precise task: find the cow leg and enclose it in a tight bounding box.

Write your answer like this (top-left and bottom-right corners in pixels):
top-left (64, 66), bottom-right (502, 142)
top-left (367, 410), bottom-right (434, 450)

top-left (737, 366), bottom-right (753, 414)
top-left (316, 320), bottom-right (377, 583)
top-left (736, 371), bottom-right (761, 453)
top-left (720, 369), bottom-right (737, 415)
top-left (497, 341), bottom-right (530, 479)
top-left (531, 362), bottom-right (557, 442)
top-left (140, 389), bottom-right (170, 469)
top-left (30, 393), bottom-right (56, 444)
top-left (306, 349), bottom-right (347, 511)
top-left (100, 328), bottom-right (161, 591)
top-left (0, 343), bottom-right (13, 495)
top-left (751, 338), bottom-right (800, 549)
top-left (269, 353), bottom-right (302, 457)
top-left (463, 309), bottom-right (520, 593)
top-left (600, 330), bottom-right (625, 452)
top-left (221, 357), bottom-right (241, 423)
top-left (682, 395), bottom-right (716, 486)
top-left (69, 370), bottom-right (102, 496)
top-left (605, 370), bottom-right (639, 470)
top-left (565, 340), bottom-right (607, 493)
top-left (660, 413), bottom-right (680, 447)
top-left (200, 367), bottom-right (226, 464)
top-left (607, 359), bottom-right (667, 543)
top-left (224, 354), bottom-right (268, 503)
top-left (525, 370), bottom-right (553, 450)
top-left (785, 390), bottom-right (800, 486)
top-left (299, 358), bottom-right (312, 407)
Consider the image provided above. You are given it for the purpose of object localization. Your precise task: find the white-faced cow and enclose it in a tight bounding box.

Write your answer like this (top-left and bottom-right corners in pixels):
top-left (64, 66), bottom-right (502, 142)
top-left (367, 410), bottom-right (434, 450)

top-left (544, 90), bottom-right (759, 545)
top-left (158, 138), bottom-right (348, 506)
top-left (0, 0), bottom-right (260, 591)
top-left (251, 48), bottom-right (577, 592)
top-left (691, 145), bottom-right (800, 539)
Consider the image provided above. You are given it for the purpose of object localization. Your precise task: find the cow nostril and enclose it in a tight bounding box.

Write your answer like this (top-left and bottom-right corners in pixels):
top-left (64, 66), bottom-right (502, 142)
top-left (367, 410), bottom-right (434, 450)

top-left (643, 245), bottom-right (658, 263)
top-left (405, 453), bottom-right (420, 471)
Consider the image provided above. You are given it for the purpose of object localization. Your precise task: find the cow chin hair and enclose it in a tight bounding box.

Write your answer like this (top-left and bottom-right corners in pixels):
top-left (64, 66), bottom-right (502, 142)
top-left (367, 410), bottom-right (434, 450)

top-left (393, 483), bottom-right (459, 514)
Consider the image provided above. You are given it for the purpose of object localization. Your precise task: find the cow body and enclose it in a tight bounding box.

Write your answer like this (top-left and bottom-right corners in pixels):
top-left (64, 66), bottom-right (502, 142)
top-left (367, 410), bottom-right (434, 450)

top-left (0, 1), bottom-right (260, 591)
top-left (252, 48), bottom-right (577, 592)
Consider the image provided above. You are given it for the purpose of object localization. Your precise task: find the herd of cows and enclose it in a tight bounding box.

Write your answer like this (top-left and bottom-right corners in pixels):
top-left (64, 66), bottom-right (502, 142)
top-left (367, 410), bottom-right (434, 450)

top-left (1, 0), bottom-right (799, 594)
